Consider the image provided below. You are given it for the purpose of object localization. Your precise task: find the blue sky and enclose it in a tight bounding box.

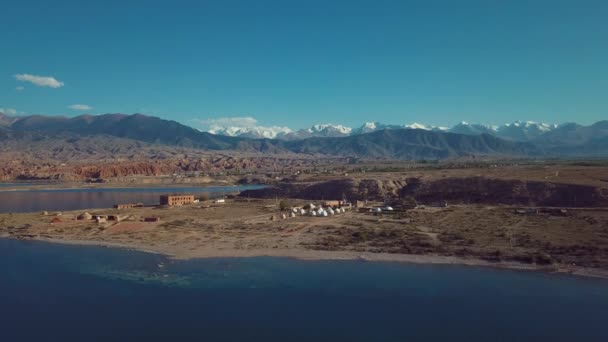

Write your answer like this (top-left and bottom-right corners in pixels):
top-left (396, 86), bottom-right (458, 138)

top-left (1, 0), bottom-right (607, 131)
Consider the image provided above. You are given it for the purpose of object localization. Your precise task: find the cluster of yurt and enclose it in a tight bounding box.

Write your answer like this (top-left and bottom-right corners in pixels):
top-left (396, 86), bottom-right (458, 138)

top-left (272, 210), bottom-right (299, 221)
top-left (307, 205), bottom-right (347, 217)
top-left (281, 203), bottom-right (351, 219)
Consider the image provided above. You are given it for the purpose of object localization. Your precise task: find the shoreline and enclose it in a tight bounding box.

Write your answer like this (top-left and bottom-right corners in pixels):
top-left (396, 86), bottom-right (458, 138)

top-left (0, 182), bottom-right (258, 193)
top-left (3, 192), bottom-right (608, 282)
top-left (7, 234), bottom-right (608, 281)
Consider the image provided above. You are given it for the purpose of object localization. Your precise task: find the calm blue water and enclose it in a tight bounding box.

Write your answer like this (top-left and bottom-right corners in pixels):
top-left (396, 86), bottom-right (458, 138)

top-left (1, 239), bottom-right (607, 341)
top-left (0, 183), bottom-right (41, 187)
top-left (0, 185), bottom-right (265, 213)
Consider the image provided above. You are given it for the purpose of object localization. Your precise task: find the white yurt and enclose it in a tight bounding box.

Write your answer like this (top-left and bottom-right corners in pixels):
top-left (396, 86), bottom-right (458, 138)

top-left (77, 212), bottom-right (93, 220)
top-left (385, 206), bottom-right (394, 211)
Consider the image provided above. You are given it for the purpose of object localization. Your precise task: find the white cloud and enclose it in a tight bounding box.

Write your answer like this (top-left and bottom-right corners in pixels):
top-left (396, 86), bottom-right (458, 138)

top-left (0, 107), bottom-right (26, 115)
top-left (16, 86), bottom-right (24, 91)
top-left (68, 104), bottom-right (93, 111)
top-left (190, 116), bottom-right (292, 139)
top-left (14, 73), bottom-right (64, 88)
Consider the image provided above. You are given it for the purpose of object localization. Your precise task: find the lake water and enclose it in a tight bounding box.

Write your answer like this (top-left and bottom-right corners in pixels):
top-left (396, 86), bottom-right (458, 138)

top-left (1, 239), bottom-right (607, 341)
top-left (0, 182), bottom-right (48, 187)
top-left (0, 185), bottom-right (265, 213)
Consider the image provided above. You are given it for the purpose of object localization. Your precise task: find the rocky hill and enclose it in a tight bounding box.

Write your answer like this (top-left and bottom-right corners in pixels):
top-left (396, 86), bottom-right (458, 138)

top-left (241, 176), bottom-right (608, 208)
top-left (0, 113), bottom-right (18, 127)
top-left (9, 113), bottom-right (245, 150)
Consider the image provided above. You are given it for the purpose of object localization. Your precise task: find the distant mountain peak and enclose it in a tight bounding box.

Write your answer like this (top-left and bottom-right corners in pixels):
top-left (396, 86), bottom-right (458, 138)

top-left (362, 121), bottom-right (378, 129)
top-left (205, 119), bottom-right (567, 141)
top-left (208, 125), bottom-right (292, 139)
top-left (307, 123), bottom-right (352, 134)
top-left (405, 122), bottom-right (428, 130)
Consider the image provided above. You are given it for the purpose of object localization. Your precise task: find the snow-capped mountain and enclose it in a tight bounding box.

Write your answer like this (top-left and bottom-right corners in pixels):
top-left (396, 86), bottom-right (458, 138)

top-left (449, 121), bottom-right (498, 135)
top-left (448, 121), bottom-right (559, 141)
top-left (352, 122), bottom-right (403, 135)
top-left (352, 122), bottom-right (447, 135)
top-left (404, 122), bottom-right (448, 131)
top-left (495, 121), bottom-right (558, 141)
top-left (208, 125), bottom-right (292, 139)
top-left (282, 124), bottom-right (353, 140)
top-left (205, 119), bottom-right (561, 141)
top-left (309, 123), bottom-right (352, 135)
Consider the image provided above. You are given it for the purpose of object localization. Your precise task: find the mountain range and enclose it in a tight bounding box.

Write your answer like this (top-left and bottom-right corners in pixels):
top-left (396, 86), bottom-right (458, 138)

top-left (207, 120), bottom-right (569, 142)
top-left (1, 112), bottom-right (607, 159)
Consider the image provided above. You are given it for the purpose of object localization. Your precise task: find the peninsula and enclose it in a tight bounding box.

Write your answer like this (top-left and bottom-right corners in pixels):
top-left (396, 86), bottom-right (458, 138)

top-left (3, 162), bottom-right (608, 279)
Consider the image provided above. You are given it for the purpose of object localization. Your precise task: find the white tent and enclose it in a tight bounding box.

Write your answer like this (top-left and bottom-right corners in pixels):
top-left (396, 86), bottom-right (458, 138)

top-left (327, 208), bottom-right (334, 215)
top-left (299, 208), bottom-right (306, 215)
top-left (311, 211), bottom-right (317, 216)
top-left (322, 211), bottom-right (328, 217)
top-left (77, 212), bottom-right (92, 220)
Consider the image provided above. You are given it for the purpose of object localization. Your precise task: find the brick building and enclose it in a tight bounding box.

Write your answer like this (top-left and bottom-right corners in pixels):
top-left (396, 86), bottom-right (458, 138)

top-left (160, 194), bottom-right (195, 206)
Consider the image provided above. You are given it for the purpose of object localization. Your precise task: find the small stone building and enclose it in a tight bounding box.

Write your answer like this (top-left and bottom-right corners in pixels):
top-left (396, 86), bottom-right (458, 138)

top-left (114, 203), bottom-right (143, 209)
